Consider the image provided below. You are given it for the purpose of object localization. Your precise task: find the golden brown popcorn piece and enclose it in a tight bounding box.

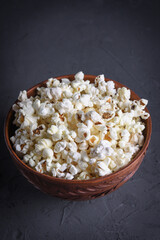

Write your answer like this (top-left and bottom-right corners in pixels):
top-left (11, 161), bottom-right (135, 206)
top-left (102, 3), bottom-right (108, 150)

top-left (33, 126), bottom-right (43, 135)
top-left (59, 114), bottom-right (65, 121)
top-left (20, 143), bottom-right (26, 150)
top-left (102, 112), bottom-right (112, 119)
top-left (104, 133), bottom-right (112, 141)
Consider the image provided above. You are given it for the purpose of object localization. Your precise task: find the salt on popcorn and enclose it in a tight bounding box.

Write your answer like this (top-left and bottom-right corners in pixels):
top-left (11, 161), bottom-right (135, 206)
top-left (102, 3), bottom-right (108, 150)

top-left (10, 71), bottom-right (150, 180)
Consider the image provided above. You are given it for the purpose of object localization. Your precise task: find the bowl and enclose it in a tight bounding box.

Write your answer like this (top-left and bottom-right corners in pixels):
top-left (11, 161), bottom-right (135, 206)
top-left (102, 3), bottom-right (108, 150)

top-left (4, 74), bottom-right (152, 200)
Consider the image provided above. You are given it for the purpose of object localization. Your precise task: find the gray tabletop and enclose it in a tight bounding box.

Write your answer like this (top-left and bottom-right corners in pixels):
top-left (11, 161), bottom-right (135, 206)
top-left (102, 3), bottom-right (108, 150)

top-left (0, 1), bottom-right (160, 239)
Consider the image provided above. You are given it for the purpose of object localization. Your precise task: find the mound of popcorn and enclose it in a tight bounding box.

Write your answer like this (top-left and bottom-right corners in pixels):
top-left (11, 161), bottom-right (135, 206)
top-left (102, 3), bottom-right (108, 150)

top-left (10, 72), bottom-right (150, 180)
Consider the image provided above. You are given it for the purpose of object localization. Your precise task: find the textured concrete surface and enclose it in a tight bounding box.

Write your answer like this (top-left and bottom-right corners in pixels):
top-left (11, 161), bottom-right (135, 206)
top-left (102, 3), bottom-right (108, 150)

top-left (0, 0), bottom-right (160, 239)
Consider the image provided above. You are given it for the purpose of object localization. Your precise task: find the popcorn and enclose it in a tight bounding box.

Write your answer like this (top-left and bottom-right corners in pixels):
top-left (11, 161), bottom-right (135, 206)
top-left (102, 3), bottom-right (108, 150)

top-left (77, 171), bottom-right (89, 180)
top-left (47, 125), bottom-right (58, 135)
top-left (106, 81), bottom-right (116, 96)
top-left (11, 71), bottom-right (150, 180)
top-left (54, 141), bottom-right (66, 153)
top-left (18, 90), bottom-right (27, 101)
top-left (35, 160), bottom-right (45, 173)
top-left (96, 161), bottom-right (112, 176)
top-left (78, 141), bottom-right (89, 150)
top-left (109, 128), bottom-right (118, 140)
top-left (88, 135), bottom-right (99, 146)
top-left (90, 140), bottom-right (112, 160)
top-left (86, 111), bottom-right (102, 123)
top-left (42, 148), bottom-right (53, 159)
top-left (51, 87), bottom-right (62, 100)
top-left (69, 164), bottom-right (78, 175)
top-left (78, 160), bottom-right (88, 170)
top-left (59, 163), bottom-right (68, 172)
top-left (118, 87), bottom-right (131, 101)
top-left (61, 78), bottom-right (70, 84)
top-left (74, 71), bottom-right (84, 80)
top-left (121, 129), bottom-right (130, 142)
top-left (69, 151), bottom-right (81, 162)
top-left (35, 138), bottom-right (53, 154)
top-left (65, 173), bottom-right (74, 180)
top-left (29, 158), bottom-right (36, 167)
top-left (66, 142), bottom-right (77, 152)
top-left (56, 99), bottom-right (73, 114)
top-left (85, 120), bottom-right (94, 129)
top-left (78, 126), bottom-right (90, 140)
top-left (95, 74), bottom-right (105, 86)
top-left (80, 94), bottom-right (91, 107)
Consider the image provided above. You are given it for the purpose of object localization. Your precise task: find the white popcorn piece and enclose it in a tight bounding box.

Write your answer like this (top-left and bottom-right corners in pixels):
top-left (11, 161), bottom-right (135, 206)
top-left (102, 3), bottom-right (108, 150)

top-left (74, 71), bottom-right (84, 80)
top-left (70, 130), bottom-right (77, 139)
top-left (76, 110), bottom-right (86, 122)
top-left (57, 171), bottom-right (65, 178)
top-left (51, 87), bottom-right (62, 100)
top-left (23, 154), bottom-right (30, 163)
top-left (51, 168), bottom-right (57, 177)
top-left (61, 150), bottom-right (68, 160)
top-left (59, 163), bottom-right (68, 172)
top-left (109, 160), bottom-right (117, 170)
top-left (56, 98), bottom-right (73, 114)
top-left (78, 160), bottom-right (88, 171)
top-left (106, 81), bottom-right (116, 96)
top-left (69, 164), bottom-right (78, 175)
top-left (109, 128), bottom-right (118, 140)
top-left (121, 129), bottom-right (130, 142)
top-left (85, 120), bottom-right (94, 129)
top-left (90, 140), bottom-right (113, 160)
top-left (89, 158), bottom-right (96, 164)
top-left (66, 141), bottom-right (77, 152)
top-left (42, 148), bottom-right (53, 159)
top-left (75, 101), bottom-right (83, 110)
top-left (46, 78), bottom-right (60, 87)
top-left (47, 125), bottom-right (58, 135)
top-left (96, 161), bottom-right (112, 176)
top-left (81, 151), bottom-right (89, 162)
top-left (80, 94), bottom-right (91, 107)
top-left (77, 171), bottom-right (89, 180)
top-left (18, 90), bottom-right (28, 101)
top-left (119, 140), bottom-right (126, 148)
top-left (35, 160), bottom-right (45, 173)
top-left (141, 111), bottom-right (150, 120)
top-left (138, 135), bottom-right (144, 147)
top-left (138, 99), bottom-right (148, 109)
top-left (78, 127), bottom-right (90, 140)
top-left (63, 88), bottom-right (73, 98)
top-left (61, 78), bottom-right (70, 84)
top-left (95, 74), bottom-right (105, 85)
top-left (78, 141), bottom-right (89, 150)
top-left (10, 136), bottom-right (16, 144)
top-left (29, 158), bottom-right (36, 167)
top-left (94, 124), bottom-right (107, 132)
top-left (65, 173), bottom-right (74, 180)
top-left (70, 151), bottom-right (81, 162)
top-left (54, 141), bottom-right (66, 153)
top-left (86, 110), bottom-right (102, 123)
top-left (118, 87), bottom-right (131, 101)
top-left (35, 138), bottom-right (53, 153)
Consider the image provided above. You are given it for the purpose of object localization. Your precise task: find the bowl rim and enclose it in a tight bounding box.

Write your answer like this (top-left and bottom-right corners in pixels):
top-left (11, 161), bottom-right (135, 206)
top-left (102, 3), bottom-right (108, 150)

top-left (4, 74), bottom-right (152, 184)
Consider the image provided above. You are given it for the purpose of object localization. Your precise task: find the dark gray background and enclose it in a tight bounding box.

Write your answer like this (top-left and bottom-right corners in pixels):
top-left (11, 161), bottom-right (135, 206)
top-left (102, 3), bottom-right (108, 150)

top-left (0, 0), bottom-right (160, 239)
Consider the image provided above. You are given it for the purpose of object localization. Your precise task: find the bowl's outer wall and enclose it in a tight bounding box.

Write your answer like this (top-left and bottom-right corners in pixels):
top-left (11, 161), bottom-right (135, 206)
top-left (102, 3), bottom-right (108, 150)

top-left (4, 75), bottom-right (152, 200)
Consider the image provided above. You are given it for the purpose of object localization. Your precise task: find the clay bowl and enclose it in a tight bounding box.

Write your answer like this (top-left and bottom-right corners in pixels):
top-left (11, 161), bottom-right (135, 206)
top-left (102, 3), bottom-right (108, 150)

top-left (4, 75), bottom-right (152, 200)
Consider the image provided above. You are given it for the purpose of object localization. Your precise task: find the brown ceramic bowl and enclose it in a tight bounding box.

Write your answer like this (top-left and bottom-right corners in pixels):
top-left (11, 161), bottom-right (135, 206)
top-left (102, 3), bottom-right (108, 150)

top-left (4, 75), bottom-right (152, 200)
